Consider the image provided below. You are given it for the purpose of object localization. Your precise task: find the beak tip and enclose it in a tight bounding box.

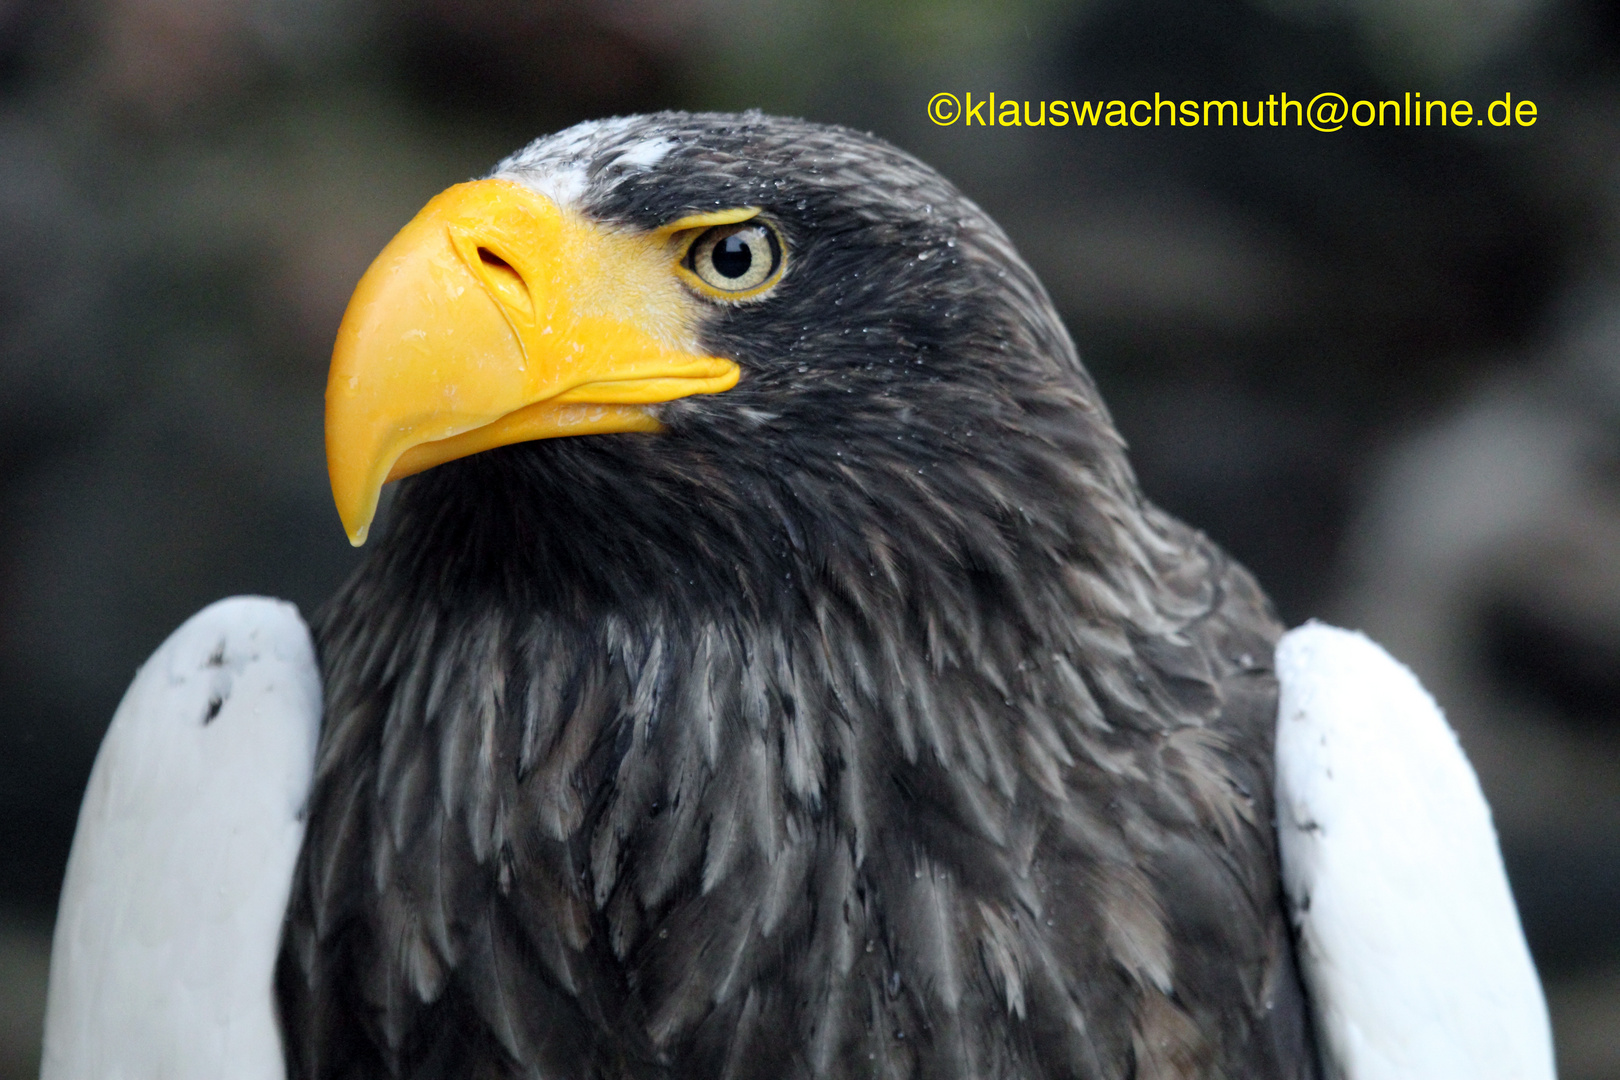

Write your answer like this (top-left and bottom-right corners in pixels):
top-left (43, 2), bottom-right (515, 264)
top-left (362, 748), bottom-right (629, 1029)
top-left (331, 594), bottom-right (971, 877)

top-left (335, 489), bottom-right (375, 546)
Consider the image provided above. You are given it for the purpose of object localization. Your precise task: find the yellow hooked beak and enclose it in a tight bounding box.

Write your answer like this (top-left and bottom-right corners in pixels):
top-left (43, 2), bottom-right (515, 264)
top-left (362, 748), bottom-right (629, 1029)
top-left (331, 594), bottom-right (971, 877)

top-left (326, 178), bottom-right (743, 545)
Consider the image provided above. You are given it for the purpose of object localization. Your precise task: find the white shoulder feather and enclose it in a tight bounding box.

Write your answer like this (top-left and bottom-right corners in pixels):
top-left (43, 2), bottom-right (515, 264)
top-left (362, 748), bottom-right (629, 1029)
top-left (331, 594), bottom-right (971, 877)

top-left (41, 596), bottom-right (321, 1080)
top-left (1274, 621), bottom-right (1555, 1080)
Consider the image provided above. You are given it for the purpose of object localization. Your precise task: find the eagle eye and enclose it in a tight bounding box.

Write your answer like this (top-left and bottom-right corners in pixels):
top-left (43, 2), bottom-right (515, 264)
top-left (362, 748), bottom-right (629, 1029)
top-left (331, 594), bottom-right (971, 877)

top-left (680, 221), bottom-right (785, 300)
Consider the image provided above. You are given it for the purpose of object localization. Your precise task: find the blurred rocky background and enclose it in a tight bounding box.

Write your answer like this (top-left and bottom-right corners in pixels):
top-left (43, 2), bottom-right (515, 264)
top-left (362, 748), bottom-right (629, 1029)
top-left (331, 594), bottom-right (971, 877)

top-left (0, 0), bottom-right (1616, 1075)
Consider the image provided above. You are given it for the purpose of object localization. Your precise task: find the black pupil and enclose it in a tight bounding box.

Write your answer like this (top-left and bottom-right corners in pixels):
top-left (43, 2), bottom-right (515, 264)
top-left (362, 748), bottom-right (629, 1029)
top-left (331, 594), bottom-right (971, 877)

top-left (712, 232), bottom-right (754, 278)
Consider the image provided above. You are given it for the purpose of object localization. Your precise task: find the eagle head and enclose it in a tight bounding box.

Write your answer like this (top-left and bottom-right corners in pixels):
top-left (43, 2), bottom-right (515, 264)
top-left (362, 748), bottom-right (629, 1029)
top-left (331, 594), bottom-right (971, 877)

top-left (327, 112), bottom-right (1137, 625)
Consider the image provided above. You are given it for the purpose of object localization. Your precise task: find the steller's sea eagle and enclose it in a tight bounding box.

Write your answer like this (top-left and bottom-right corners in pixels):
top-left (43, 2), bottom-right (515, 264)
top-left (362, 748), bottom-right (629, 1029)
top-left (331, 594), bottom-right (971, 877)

top-left (41, 112), bottom-right (1554, 1080)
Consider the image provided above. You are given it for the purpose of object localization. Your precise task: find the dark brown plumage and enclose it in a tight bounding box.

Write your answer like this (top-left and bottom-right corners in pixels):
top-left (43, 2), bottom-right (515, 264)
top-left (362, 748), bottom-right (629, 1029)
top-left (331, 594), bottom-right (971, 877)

top-left (275, 112), bottom-right (1317, 1080)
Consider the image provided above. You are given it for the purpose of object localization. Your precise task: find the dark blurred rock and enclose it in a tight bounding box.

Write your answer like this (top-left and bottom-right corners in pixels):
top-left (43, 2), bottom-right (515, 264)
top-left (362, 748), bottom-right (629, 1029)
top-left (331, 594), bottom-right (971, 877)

top-left (1333, 294), bottom-right (1620, 1069)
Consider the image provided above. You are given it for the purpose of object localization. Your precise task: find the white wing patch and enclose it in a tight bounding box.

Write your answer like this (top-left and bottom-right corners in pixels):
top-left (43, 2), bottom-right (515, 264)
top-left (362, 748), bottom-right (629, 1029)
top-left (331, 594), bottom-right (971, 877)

top-left (1275, 622), bottom-right (1555, 1080)
top-left (42, 596), bottom-right (321, 1080)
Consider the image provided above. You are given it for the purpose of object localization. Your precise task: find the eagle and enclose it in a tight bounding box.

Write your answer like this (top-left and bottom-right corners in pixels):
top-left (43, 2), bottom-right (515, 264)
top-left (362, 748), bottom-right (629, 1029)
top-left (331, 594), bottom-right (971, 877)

top-left (39, 112), bottom-right (1554, 1080)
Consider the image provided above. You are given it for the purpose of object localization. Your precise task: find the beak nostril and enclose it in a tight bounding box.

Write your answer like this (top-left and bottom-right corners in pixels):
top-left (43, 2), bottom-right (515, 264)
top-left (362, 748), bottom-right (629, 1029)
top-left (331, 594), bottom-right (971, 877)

top-left (478, 247), bottom-right (514, 272)
top-left (474, 246), bottom-right (534, 321)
